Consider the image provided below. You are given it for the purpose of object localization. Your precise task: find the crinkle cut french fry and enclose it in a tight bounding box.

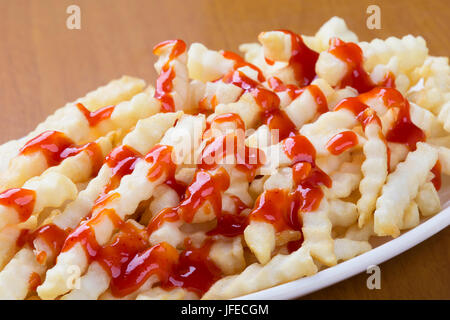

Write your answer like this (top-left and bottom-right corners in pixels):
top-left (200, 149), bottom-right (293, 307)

top-left (60, 262), bottom-right (110, 300)
top-left (202, 247), bottom-right (317, 300)
top-left (358, 35), bottom-right (428, 74)
top-left (0, 76), bottom-right (145, 171)
top-left (244, 221), bottom-right (276, 265)
top-left (357, 122), bottom-right (388, 227)
top-left (415, 182), bottom-right (440, 217)
top-left (0, 222), bottom-right (35, 270)
top-left (38, 115), bottom-right (205, 300)
top-left (327, 156), bottom-right (363, 199)
top-left (345, 219), bottom-right (375, 242)
top-left (302, 16), bottom-right (358, 53)
top-left (0, 172), bottom-right (77, 229)
top-left (328, 199), bottom-right (358, 227)
top-left (0, 247), bottom-right (46, 299)
top-left (409, 102), bottom-right (447, 138)
top-left (154, 40), bottom-right (191, 112)
top-left (301, 197), bottom-right (337, 266)
top-left (187, 43), bottom-right (234, 82)
top-left (408, 57), bottom-right (450, 114)
top-left (400, 201), bottom-right (420, 230)
top-left (374, 142), bottom-right (438, 237)
top-left (0, 109), bottom-right (181, 299)
top-left (0, 134), bottom-right (114, 192)
top-left (334, 238), bottom-right (371, 262)
top-left (210, 237), bottom-right (246, 275)
top-left (0, 92), bottom-right (158, 192)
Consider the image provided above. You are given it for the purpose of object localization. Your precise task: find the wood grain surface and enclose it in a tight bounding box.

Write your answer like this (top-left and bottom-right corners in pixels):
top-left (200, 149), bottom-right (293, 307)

top-left (0, 0), bottom-right (449, 299)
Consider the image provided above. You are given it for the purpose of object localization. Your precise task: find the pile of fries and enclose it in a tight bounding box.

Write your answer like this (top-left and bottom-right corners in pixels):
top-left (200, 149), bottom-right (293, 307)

top-left (0, 16), bottom-right (449, 300)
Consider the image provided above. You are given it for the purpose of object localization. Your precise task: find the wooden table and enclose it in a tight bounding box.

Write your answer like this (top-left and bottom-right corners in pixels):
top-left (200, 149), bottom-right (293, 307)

top-left (0, 0), bottom-right (449, 299)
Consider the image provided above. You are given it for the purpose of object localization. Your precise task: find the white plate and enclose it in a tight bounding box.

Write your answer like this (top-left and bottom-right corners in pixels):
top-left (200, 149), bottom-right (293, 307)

top-left (237, 179), bottom-right (450, 300)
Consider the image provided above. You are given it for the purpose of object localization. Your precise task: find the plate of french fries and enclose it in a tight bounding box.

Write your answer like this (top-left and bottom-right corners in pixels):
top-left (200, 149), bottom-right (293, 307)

top-left (0, 16), bottom-right (449, 300)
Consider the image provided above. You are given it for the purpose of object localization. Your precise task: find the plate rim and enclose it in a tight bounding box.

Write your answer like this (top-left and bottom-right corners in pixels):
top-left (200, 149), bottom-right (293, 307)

top-left (236, 207), bottom-right (450, 300)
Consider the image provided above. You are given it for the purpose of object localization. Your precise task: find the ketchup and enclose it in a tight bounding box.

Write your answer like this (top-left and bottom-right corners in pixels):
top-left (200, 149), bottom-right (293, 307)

top-left (221, 50), bottom-right (265, 82)
top-left (102, 145), bottom-right (142, 195)
top-left (0, 188), bottom-right (36, 223)
top-left (249, 135), bottom-right (331, 233)
top-left (326, 131), bottom-right (359, 155)
top-left (153, 40), bottom-right (187, 112)
top-left (276, 30), bottom-right (319, 86)
top-left (76, 103), bottom-right (115, 127)
top-left (19, 130), bottom-right (103, 173)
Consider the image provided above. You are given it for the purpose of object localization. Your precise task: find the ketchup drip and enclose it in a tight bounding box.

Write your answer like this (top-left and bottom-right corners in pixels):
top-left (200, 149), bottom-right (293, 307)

top-left (178, 169), bottom-right (230, 223)
top-left (19, 130), bottom-right (103, 173)
top-left (267, 76), bottom-right (329, 116)
top-left (111, 237), bottom-right (222, 297)
top-left (61, 142), bottom-right (104, 175)
top-left (277, 30), bottom-right (319, 86)
top-left (145, 145), bottom-right (177, 182)
top-left (223, 69), bottom-right (280, 111)
top-left (210, 113), bottom-right (246, 131)
top-left (361, 87), bottom-right (425, 150)
top-left (28, 224), bottom-right (70, 264)
top-left (199, 134), bottom-right (264, 181)
top-left (28, 272), bottom-right (42, 292)
top-left (221, 50), bottom-right (265, 82)
top-left (102, 145), bottom-right (142, 196)
top-left (0, 188), bottom-right (36, 223)
top-left (162, 239), bottom-right (221, 296)
top-left (328, 38), bottom-right (376, 93)
top-left (153, 40), bottom-right (187, 112)
top-left (110, 242), bottom-right (179, 297)
top-left (261, 108), bottom-right (297, 141)
top-left (147, 168), bottom-right (230, 234)
top-left (206, 196), bottom-right (250, 237)
top-left (249, 135), bottom-right (331, 234)
top-left (223, 70), bottom-right (297, 140)
top-left (326, 131), bottom-right (359, 155)
top-left (267, 76), bottom-right (303, 100)
top-left (76, 103), bottom-right (115, 127)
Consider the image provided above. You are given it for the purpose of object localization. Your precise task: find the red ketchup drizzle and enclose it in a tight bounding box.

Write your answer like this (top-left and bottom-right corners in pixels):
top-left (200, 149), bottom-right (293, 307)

top-left (200, 133), bottom-right (264, 181)
top-left (102, 145), bottom-right (142, 196)
top-left (361, 87), bottom-right (425, 150)
top-left (27, 224), bottom-right (70, 264)
top-left (76, 103), bottom-right (115, 127)
top-left (431, 160), bottom-right (442, 191)
top-left (153, 40), bottom-right (187, 112)
top-left (147, 168), bottom-right (230, 234)
top-left (111, 242), bottom-right (179, 297)
top-left (223, 70), bottom-right (297, 140)
top-left (249, 135), bottom-right (331, 235)
top-left (109, 237), bottom-right (222, 297)
top-left (28, 272), bottom-right (42, 292)
top-left (334, 97), bottom-right (381, 129)
top-left (203, 113), bottom-right (246, 140)
top-left (145, 145), bottom-right (177, 182)
top-left (0, 188), bottom-right (36, 222)
top-left (19, 130), bottom-right (103, 173)
top-left (267, 76), bottom-right (328, 115)
top-left (326, 131), bottom-right (359, 155)
top-left (277, 30), bottom-right (319, 86)
top-left (164, 178), bottom-right (188, 200)
top-left (211, 113), bottom-right (246, 131)
top-left (221, 50), bottom-right (265, 82)
top-left (206, 196), bottom-right (249, 237)
top-left (267, 76), bottom-right (303, 100)
top-left (162, 239), bottom-right (221, 296)
top-left (328, 38), bottom-right (376, 93)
